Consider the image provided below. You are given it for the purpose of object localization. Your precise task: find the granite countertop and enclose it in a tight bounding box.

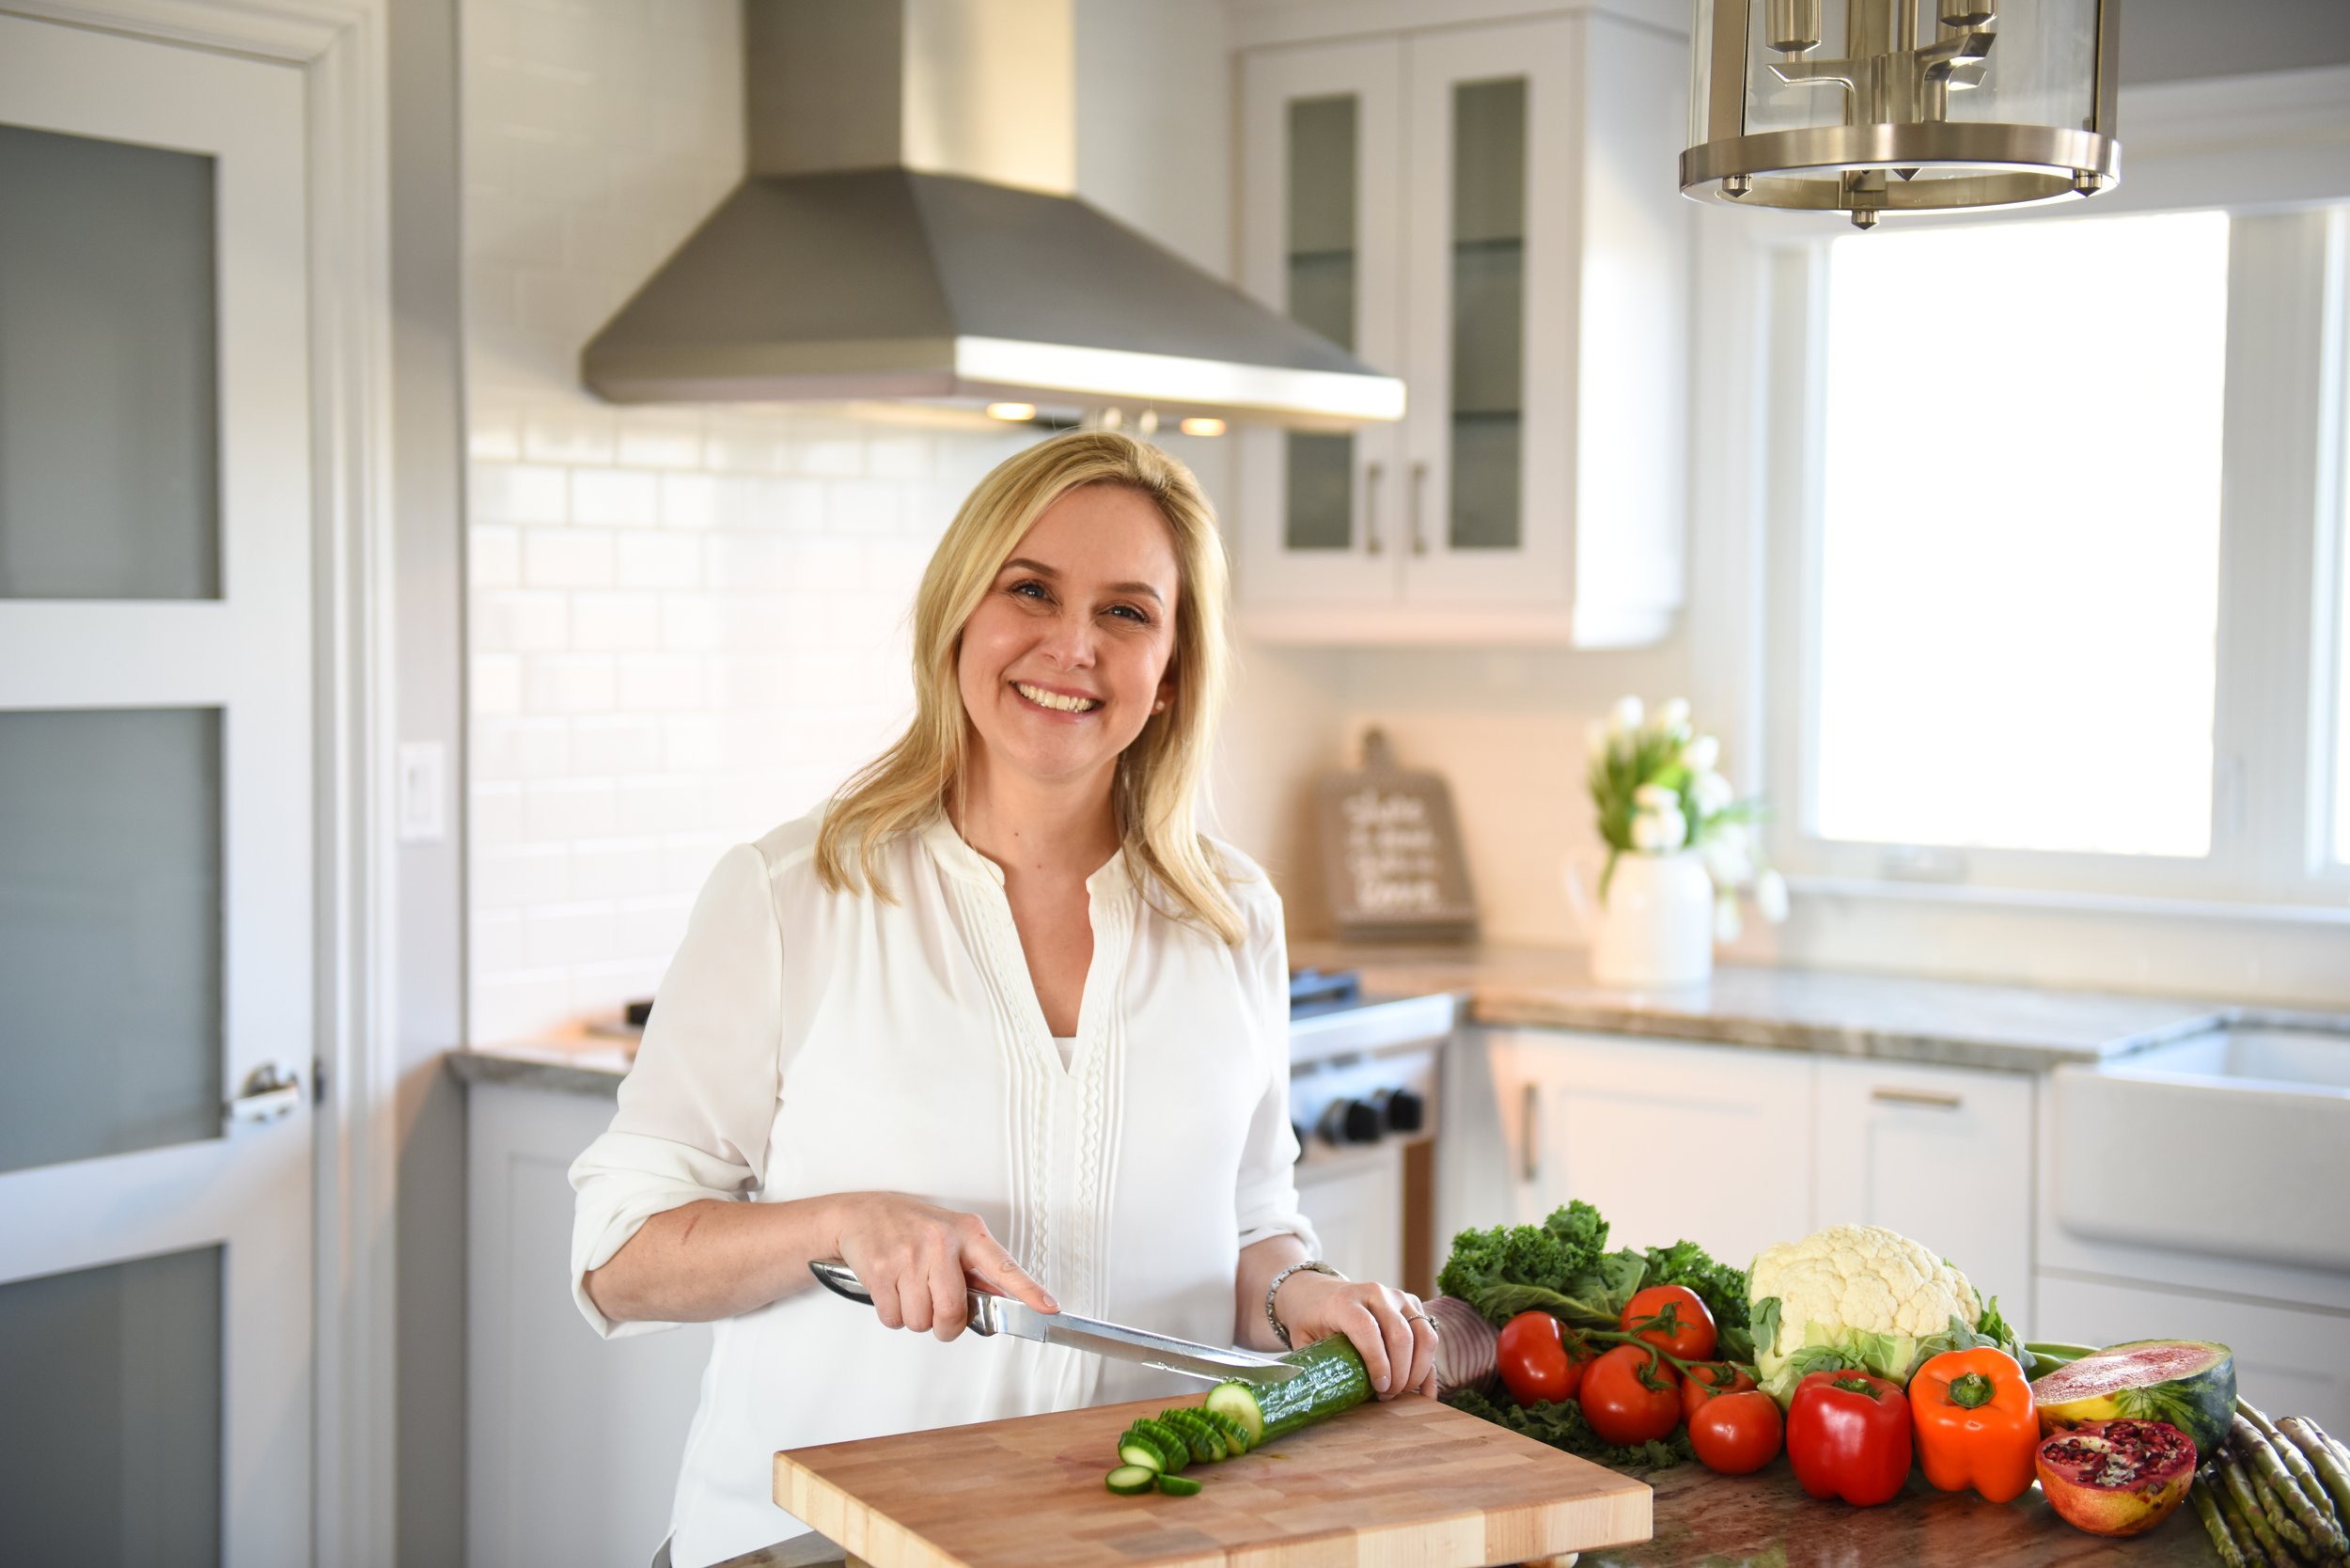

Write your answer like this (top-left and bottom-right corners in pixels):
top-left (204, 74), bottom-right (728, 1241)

top-left (447, 943), bottom-right (2339, 1093)
top-left (1287, 940), bottom-right (2319, 1074)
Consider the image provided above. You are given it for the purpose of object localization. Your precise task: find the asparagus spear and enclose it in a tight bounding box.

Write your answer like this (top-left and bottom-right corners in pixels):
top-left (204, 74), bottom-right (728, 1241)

top-left (2223, 1448), bottom-right (2306, 1567)
top-left (2198, 1469), bottom-right (2252, 1568)
top-left (2237, 1414), bottom-right (2344, 1559)
top-left (2281, 1418), bottom-right (2350, 1534)
top-left (2245, 1403), bottom-right (2341, 1528)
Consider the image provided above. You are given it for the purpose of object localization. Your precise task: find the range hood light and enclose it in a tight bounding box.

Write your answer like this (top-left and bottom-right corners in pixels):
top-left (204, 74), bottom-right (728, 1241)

top-left (1178, 417), bottom-right (1226, 438)
top-left (985, 401), bottom-right (1038, 422)
top-left (1682, 0), bottom-right (2120, 228)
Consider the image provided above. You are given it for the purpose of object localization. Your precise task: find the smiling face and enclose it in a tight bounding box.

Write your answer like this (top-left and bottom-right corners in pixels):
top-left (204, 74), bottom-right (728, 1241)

top-left (955, 481), bottom-right (1181, 796)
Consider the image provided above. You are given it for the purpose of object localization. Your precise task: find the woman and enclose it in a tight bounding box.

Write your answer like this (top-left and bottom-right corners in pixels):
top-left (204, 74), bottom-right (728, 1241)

top-left (571, 431), bottom-right (1437, 1568)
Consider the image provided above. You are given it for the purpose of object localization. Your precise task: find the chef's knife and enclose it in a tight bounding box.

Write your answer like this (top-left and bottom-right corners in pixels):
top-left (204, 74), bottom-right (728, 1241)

top-left (807, 1259), bottom-right (1301, 1386)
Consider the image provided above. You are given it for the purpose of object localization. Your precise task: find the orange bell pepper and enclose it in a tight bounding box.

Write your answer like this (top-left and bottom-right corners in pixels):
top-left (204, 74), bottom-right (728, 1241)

top-left (1908, 1347), bottom-right (2038, 1504)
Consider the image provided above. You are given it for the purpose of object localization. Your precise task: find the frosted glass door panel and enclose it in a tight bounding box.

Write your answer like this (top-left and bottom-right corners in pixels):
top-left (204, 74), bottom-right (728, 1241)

top-left (0, 1246), bottom-right (223, 1565)
top-left (1448, 79), bottom-right (1526, 552)
top-left (0, 708), bottom-right (223, 1176)
top-left (1285, 95), bottom-right (1359, 553)
top-left (0, 123), bottom-right (221, 601)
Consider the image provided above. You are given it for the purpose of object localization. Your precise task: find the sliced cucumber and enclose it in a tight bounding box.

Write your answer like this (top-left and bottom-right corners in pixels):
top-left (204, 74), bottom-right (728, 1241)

top-left (1116, 1433), bottom-right (1168, 1474)
top-left (1131, 1419), bottom-right (1189, 1473)
top-left (1161, 1409), bottom-right (1225, 1463)
top-left (1202, 1410), bottom-right (1253, 1455)
top-left (1155, 1473), bottom-right (1203, 1497)
top-left (1206, 1334), bottom-right (1371, 1446)
top-left (1105, 1465), bottom-right (1157, 1496)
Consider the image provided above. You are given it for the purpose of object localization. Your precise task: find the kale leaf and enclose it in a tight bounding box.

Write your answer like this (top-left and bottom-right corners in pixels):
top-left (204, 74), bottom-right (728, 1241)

top-left (1445, 1386), bottom-right (1692, 1470)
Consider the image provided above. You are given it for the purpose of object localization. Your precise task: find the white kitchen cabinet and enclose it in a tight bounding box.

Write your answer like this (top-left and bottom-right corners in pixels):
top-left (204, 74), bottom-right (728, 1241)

top-left (467, 1081), bottom-right (709, 1568)
top-left (1480, 1027), bottom-right (1815, 1266)
top-left (1810, 1058), bottom-right (2036, 1327)
top-left (1234, 12), bottom-right (1688, 646)
top-left (1294, 1142), bottom-right (1406, 1290)
top-left (2036, 1271), bottom-right (2350, 1438)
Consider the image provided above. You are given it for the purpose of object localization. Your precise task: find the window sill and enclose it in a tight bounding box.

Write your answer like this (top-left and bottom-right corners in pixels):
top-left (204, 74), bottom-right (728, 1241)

top-left (1785, 872), bottom-right (2350, 928)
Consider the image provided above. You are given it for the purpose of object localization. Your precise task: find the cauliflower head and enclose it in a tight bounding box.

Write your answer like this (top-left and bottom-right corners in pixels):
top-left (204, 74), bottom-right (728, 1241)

top-left (1747, 1223), bottom-right (1986, 1403)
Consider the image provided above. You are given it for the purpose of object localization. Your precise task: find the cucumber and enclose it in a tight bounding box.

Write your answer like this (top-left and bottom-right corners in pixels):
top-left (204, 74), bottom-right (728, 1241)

top-left (1155, 1474), bottom-right (1203, 1497)
top-left (1162, 1409), bottom-right (1226, 1462)
top-left (1104, 1465), bottom-right (1157, 1496)
top-left (1202, 1410), bottom-right (1253, 1455)
top-left (1205, 1333), bottom-right (1372, 1446)
top-left (1116, 1432), bottom-right (1169, 1474)
top-left (1131, 1419), bottom-right (1189, 1473)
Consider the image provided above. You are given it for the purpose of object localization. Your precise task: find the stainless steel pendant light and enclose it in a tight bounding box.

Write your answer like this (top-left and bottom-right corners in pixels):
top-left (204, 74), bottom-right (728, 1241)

top-left (1682, 0), bottom-right (2119, 227)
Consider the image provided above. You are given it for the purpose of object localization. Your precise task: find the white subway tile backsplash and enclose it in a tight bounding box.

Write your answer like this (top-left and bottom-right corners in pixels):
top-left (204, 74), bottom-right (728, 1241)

top-left (571, 466), bottom-right (661, 526)
top-left (569, 713), bottom-right (665, 774)
top-left (571, 839), bottom-right (664, 901)
top-left (524, 652), bottom-right (618, 713)
top-left (472, 463), bottom-right (569, 525)
top-left (523, 777), bottom-right (619, 842)
top-left (658, 836), bottom-right (730, 892)
top-left (703, 415), bottom-right (791, 475)
top-left (615, 529), bottom-right (702, 588)
top-left (471, 782), bottom-right (524, 848)
top-left (472, 524), bottom-right (522, 588)
top-left (571, 591), bottom-right (662, 651)
top-left (617, 896), bottom-right (696, 963)
top-left (522, 405), bottom-right (617, 466)
top-left (475, 843), bottom-right (572, 909)
top-left (616, 409), bottom-right (704, 469)
top-left (703, 531), bottom-right (793, 589)
top-left (523, 526), bottom-right (616, 588)
top-left (616, 652), bottom-right (708, 712)
top-left (661, 713), bottom-right (728, 773)
top-left (526, 902), bottom-right (619, 969)
top-left (656, 592), bottom-right (728, 652)
top-left (472, 715), bottom-right (570, 781)
top-left (473, 970), bottom-right (573, 1044)
top-left (472, 654), bottom-right (524, 716)
top-left (471, 909), bottom-right (525, 977)
top-left (617, 776), bottom-right (707, 837)
top-left (767, 477), bottom-right (827, 533)
top-left (475, 588), bottom-right (570, 652)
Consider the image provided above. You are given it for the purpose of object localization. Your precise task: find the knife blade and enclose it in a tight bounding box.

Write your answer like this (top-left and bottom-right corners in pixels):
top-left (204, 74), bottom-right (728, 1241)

top-left (807, 1259), bottom-right (1301, 1386)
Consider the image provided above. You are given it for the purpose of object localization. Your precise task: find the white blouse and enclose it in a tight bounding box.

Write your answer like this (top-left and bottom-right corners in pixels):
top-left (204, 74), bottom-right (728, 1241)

top-left (569, 809), bottom-right (1316, 1568)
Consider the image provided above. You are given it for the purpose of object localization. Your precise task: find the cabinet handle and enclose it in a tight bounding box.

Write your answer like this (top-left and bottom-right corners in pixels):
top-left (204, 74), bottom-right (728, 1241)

top-left (1408, 460), bottom-right (1430, 556)
top-left (1871, 1087), bottom-right (1963, 1109)
top-left (1519, 1082), bottom-right (1541, 1184)
top-left (1363, 461), bottom-right (1384, 557)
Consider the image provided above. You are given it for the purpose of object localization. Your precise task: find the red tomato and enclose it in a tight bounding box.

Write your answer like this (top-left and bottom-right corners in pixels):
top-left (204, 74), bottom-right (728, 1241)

top-left (1495, 1310), bottom-right (1590, 1405)
top-left (1787, 1370), bottom-right (1914, 1507)
top-left (1618, 1285), bottom-right (1718, 1361)
top-left (1689, 1389), bottom-right (1784, 1476)
top-left (1579, 1344), bottom-right (1683, 1446)
top-left (1679, 1360), bottom-right (1759, 1421)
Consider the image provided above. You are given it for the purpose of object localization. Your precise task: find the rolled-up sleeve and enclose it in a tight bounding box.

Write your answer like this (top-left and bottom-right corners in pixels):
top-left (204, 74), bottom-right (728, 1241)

top-left (1231, 887), bottom-right (1320, 1258)
top-left (569, 842), bottom-right (785, 1339)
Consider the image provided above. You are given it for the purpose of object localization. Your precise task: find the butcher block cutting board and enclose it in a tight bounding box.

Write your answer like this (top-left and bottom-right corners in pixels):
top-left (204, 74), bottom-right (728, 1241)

top-left (773, 1393), bottom-right (1652, 1568)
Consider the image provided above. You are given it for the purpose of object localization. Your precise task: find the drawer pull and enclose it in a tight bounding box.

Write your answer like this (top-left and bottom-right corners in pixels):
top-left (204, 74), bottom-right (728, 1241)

top-left (1872, 1087), bottom-right (1963, 1109)
top-left (1520, 1082), bottom-right (1541, 1184)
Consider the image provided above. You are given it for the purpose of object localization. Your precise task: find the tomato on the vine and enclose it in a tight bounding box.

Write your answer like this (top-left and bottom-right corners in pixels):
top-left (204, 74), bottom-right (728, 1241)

top-left (1619, 1284), bottom-right (1717, 1362)
top-left (1579, 1344), bottom-right (1683, 1446)
top-left (1495, 1310), bottom-right (1591, 1405)
top-left (1689, 1389), bottom-right (1784, 1476)
top-left (1680, 1359), bottom-right (1758, 1421)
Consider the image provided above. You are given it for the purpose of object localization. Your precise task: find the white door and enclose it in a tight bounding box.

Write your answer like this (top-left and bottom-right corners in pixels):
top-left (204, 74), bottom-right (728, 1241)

top-left (1234, 39), bottom-right (1407, 607)
top-left (1400, 21), bottom-right (1574, 609)
top-left (0, 16), bottom-right (315, 1565)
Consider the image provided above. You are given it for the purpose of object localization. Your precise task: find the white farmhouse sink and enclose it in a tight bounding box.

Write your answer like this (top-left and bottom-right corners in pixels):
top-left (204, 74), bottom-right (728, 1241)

top-left (2050, 1023), bottom-right (2350, 1272)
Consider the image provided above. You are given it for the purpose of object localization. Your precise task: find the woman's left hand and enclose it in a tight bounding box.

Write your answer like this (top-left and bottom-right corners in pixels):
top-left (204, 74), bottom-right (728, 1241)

top-left (1272, 1271), bottom-right (1440, 1400)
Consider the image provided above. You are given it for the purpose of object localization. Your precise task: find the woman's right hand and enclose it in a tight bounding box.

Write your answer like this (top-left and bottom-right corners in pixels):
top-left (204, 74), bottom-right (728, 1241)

top-left (829, 1193), bottom-right (1059, 1341)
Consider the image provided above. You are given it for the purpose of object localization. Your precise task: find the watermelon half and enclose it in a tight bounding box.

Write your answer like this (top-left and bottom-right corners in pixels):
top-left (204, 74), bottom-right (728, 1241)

top-left (2029, 1340), bottom-right (2236, 1459)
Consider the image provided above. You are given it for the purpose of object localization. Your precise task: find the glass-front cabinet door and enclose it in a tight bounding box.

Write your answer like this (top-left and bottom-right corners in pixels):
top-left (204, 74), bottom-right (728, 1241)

top-left (0, 18), bottom-right (315, 1564)
top-left (1236, 39), bottom-right (1406, 607)
top-left (1401, 22), bottom-right (1574, 608)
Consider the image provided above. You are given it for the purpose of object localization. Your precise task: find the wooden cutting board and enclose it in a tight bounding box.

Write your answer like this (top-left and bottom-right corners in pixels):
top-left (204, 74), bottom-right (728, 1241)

top-left (773, 1394), bottom-right (1652, 1568)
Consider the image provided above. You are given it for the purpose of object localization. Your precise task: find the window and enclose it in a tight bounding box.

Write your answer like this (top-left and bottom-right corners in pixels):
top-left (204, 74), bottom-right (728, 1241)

top-left (1768, 199), bottom-right (2350, 906)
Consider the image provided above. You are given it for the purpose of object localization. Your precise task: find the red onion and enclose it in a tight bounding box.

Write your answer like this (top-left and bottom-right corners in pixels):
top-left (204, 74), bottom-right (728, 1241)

top-left (1425, 1294), bottom-right (1498, 1397)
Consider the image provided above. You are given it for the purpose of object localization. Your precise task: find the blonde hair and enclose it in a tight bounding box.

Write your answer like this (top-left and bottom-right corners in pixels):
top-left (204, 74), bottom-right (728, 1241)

top-left (814, 430), bottom-right (1245, 943)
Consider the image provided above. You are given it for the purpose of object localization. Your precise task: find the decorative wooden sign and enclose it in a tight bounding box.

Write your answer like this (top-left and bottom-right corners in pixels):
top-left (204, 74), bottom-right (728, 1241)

top-left (1316, 729), bottom-right (1479, 944)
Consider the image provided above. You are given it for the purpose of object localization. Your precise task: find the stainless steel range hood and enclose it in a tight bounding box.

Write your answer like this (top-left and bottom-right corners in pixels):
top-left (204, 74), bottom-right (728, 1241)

top-left (582, 0), bottom-right (1405, 431)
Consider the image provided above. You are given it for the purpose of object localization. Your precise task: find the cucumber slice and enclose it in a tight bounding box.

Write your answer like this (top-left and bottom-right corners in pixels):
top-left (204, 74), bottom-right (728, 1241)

top-left (1131, 1419), bottom-right (1189, 1473)
top-left (1202, 1410), bottom-right (1253, 1455)
top-left (1160, 1409), bottom-right (1223, 1463)
top-left (1105, 1465), bottom-right (1157, 1496)
top-left (1116, 1433), bottom-right (1167, 1474)
top-left (1155, 1473), bottom-right (1203, 1497)
top-left (1207, 1334), bottom-right (1372, 1446)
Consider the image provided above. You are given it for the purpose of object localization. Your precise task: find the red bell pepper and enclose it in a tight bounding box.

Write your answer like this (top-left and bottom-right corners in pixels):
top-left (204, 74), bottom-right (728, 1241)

top-left (1787, 1370), bottom-right (1914, 1507)
top-left (1907, 1348), bottom-right (2038, 1504)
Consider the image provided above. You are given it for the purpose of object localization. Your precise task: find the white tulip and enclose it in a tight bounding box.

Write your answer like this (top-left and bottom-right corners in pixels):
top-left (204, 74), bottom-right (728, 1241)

top-left (1607, 695), bottom-right (1644, 738)
top-left (1715, 889), bottom-right (1744, 943)
top-left (1634, 782), bottom-right (1681, 812)
top-left (1652, 697), bottom-right (1691, 737)
top-left (1700, 825), bottom-right (1753, 886)
top-left (1756, 868), bottom-right (1791, 923)
top-left (1680, 734), bottom-right (1719, 773)
top-left (1585, 717), bottom-right (1611, 759)
top-left (1691, 770), bottom-right (1735, 815)
top-left (1631, 805), bottom-right (1688, 853)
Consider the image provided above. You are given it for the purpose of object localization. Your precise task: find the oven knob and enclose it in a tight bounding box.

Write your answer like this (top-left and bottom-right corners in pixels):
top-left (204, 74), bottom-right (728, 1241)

top-left (1383, 1090), bottom-right (1426, 1134)
top-left (1341, 1099), bottom-right (1382, 1144)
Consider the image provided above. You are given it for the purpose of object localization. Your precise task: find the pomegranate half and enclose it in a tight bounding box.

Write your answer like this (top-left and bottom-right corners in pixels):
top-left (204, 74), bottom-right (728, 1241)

top-left (2034, 1419), bottom-right (2197, 1537)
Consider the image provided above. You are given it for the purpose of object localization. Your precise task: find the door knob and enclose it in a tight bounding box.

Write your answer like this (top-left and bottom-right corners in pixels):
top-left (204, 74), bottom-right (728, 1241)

top-left (227, 1061), bottom-right (304, 1125)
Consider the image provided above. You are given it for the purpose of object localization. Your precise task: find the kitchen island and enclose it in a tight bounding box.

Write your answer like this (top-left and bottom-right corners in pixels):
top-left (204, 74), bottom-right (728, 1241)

top-left (700, 1454), bottom-right (2222, 1567)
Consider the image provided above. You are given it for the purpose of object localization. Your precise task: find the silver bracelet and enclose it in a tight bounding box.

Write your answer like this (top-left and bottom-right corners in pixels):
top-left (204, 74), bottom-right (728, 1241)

top-left (1264, 1259), bottom-right (1345, 1349)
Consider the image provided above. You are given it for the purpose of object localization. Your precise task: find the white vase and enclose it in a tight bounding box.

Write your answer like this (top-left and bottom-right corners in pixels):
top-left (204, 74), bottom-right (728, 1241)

top-left (1590, 851), bottom-right (1715, 989)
